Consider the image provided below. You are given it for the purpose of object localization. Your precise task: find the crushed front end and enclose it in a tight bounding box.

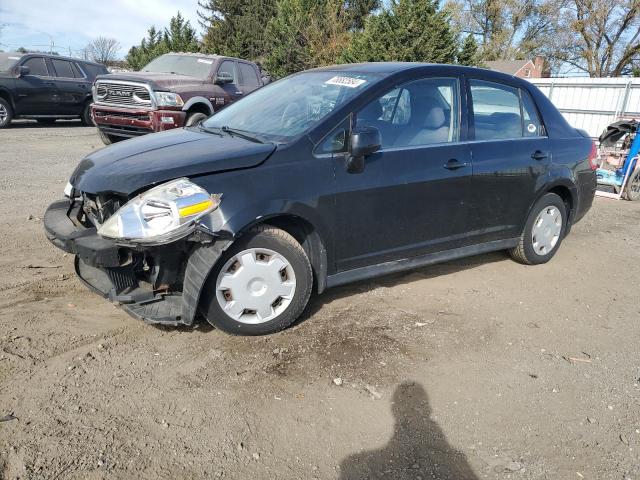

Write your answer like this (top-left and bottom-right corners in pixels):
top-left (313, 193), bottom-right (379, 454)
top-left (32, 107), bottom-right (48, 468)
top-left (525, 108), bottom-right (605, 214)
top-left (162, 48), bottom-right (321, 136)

top-left (44, 182), bottom-right (229, 326)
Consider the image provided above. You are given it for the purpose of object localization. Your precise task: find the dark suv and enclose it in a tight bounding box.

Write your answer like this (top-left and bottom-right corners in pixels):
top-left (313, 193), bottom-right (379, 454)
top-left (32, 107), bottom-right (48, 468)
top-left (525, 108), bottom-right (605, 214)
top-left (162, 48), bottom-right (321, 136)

top-left (44, 63), bottom-right (597, 335)
top-left (0, 52), bottom-right (108, 128)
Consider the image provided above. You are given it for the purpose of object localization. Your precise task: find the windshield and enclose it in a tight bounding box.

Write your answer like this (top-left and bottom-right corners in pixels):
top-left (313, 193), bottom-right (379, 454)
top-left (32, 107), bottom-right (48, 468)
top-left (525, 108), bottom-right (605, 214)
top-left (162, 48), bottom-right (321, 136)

top-left (0, 53), bottom-right (22, 72)
top-left (202, 71), bottom-right (382, 142)
top-left (141, 54), bottom-right (213, 79)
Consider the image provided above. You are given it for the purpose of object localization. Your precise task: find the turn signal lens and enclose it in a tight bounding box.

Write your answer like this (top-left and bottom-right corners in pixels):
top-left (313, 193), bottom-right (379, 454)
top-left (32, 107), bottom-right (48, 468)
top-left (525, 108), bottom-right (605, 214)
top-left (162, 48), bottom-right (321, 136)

top-left (588, 141), bottom-right (598, 170)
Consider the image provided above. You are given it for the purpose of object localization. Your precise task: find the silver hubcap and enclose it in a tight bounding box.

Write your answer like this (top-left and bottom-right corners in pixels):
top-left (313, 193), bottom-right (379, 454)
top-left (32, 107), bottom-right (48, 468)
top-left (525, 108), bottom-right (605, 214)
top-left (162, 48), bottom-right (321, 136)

top-left (531, 206), bottom-right (562, 256)
top-left (215, 248), bottom-right (296, 324)
top-left (0, 104), bottom-right (7, 123)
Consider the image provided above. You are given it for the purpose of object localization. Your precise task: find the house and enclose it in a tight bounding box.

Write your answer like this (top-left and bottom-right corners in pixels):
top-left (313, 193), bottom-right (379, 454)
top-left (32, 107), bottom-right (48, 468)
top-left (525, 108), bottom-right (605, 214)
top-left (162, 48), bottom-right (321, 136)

top-left (484, 56), bottom-right (546, 78)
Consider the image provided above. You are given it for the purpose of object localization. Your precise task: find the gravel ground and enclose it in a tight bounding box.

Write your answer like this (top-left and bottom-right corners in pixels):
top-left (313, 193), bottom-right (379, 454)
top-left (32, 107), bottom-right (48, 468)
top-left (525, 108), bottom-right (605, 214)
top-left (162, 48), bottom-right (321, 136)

top-left (1, 121), bottom-right (639, 480)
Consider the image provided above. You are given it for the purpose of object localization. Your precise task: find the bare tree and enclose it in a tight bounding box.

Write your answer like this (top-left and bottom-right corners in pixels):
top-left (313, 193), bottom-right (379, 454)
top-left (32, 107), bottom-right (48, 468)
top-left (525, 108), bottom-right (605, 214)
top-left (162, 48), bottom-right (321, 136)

top-left (85, 37), bottom-right (121, 65)
top-left (550, 0), bottom-right (640, 77)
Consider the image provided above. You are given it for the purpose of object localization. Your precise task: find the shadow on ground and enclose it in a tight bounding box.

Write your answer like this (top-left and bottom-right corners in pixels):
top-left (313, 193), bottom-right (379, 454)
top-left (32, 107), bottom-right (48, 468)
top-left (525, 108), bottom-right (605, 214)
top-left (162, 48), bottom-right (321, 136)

top-left (339, 381), bottom-right (478, 480)
top-left (8, 119), bottom-right (89, 129)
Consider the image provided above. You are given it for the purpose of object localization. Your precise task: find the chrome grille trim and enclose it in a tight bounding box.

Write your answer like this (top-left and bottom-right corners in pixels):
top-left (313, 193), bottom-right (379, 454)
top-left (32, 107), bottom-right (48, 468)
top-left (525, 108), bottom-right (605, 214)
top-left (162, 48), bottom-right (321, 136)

top-left (93, 80), bottom-right (155, 109)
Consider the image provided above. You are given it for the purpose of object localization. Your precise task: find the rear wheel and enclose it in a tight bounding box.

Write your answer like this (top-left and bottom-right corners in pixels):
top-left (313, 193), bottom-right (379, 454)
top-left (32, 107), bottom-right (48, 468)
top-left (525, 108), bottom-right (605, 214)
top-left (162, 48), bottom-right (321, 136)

top-left (201, 226), bottom-right (313, 335)
top-left (98, 130), bottom-right (124, 145)
top-left (0, 98), bottom-right (13, 128)
top-left (510, 193), bottom-right (567, 265)
top-left (624, 168), bottom-right (640, 201)
top-left (81, 102), bottom-right (95, 126)
top-left (185, 111), bottom-right (208, 127)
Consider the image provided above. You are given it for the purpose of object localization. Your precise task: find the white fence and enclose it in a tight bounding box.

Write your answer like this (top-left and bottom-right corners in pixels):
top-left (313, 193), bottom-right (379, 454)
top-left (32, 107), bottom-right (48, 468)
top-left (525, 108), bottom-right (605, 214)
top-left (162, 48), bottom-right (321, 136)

top-left (529, 77), bottom-right (640, 139)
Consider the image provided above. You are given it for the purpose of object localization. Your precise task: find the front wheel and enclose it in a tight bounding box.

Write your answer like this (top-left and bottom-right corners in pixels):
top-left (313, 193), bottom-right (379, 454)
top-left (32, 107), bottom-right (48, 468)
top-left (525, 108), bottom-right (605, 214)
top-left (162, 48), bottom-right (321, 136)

top-left (201, 226), bottom-right (313, 335)
top-left (98, 130), bottom-right (123, 145)
top-left (185, 112), bottom-right (208, 127)
top-left (510, 193), bottom-right (567, 265)
top-left (0, 98), bottom-right (13, 128)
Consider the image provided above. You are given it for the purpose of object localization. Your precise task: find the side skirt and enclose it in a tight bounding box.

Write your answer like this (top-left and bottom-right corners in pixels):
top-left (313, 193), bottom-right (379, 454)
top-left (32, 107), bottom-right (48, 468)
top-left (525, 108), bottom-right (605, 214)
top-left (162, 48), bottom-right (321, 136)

top-left (326, 238), bottom-right (519, 289)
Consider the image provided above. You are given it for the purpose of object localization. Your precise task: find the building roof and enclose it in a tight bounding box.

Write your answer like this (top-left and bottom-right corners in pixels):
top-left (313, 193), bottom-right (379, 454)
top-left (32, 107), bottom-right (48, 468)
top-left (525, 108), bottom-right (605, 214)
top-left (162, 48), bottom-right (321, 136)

top-left (484, 59), bottom-right (533, 75)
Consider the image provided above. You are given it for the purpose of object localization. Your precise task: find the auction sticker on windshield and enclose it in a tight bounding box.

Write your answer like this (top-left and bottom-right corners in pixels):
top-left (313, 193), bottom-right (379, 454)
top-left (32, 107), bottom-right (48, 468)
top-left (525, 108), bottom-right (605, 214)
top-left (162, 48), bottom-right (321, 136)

top-left (325, 76), bottom-right (367, 88)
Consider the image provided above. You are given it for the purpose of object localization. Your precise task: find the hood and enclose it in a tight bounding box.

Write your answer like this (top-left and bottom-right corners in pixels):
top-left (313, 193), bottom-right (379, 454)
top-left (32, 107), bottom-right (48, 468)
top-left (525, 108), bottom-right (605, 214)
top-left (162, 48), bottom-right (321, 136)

top-left (95, 72), bottom-right (205, 91)
top-left (70, 128), bottom-right (276, 196)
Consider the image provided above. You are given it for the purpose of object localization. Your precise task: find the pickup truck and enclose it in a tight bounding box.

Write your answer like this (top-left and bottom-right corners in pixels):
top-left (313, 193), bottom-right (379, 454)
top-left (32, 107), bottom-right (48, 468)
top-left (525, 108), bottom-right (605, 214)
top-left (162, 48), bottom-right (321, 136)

top-left (91, 53), bottom-right (267, 144)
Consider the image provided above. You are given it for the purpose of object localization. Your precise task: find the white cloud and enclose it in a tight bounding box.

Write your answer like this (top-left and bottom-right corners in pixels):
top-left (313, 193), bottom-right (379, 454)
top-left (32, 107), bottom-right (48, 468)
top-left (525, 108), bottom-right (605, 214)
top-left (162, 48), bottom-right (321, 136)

top-left (0, 0), bottom-right (202, 57)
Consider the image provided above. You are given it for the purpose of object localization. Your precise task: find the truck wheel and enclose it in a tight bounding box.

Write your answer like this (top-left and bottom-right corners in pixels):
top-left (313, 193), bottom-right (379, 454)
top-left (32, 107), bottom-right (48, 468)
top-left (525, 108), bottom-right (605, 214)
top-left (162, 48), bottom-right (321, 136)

top-left (98, 130), bottom-right (123, 145)
top-left (0, 98), bottom-right (13, 128)
top-left (185, 112), bottom-right (208, 127)
top-left (509, 193), bottom-right (567, 265)
top-left (624, 168), bottom-right (640, 201)
top-left (81, 102), bottom-right (95, 126)
top-left (201, 226), bottom-right (313, 335)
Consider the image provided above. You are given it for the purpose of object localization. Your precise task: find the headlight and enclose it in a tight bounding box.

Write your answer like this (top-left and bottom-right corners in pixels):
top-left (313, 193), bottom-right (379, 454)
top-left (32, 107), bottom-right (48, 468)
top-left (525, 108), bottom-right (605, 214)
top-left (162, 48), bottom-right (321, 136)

top-left (97, 178), bottom-right (221, 245)
top-left (155, 91), bottom-right (184, 107)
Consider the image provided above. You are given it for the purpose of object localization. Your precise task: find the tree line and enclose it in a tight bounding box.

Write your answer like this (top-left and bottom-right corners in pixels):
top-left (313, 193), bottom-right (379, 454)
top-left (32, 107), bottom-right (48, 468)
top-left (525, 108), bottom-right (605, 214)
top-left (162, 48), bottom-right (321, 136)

top-left (122, 0), bottom-right (640, 78)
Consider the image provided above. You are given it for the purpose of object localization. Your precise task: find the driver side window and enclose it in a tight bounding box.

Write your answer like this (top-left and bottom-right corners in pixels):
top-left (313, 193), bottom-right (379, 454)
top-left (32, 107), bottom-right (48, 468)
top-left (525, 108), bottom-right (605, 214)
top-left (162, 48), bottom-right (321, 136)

top-left (217, 60), bottom-right (237, 83)
top-left (356, 77), bottom-right (459, 149)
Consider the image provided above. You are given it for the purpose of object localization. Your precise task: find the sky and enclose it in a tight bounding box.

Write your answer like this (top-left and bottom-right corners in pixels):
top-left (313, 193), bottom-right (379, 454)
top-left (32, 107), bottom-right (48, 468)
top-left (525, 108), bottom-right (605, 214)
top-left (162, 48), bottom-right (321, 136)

top-left (0, 0), bottom-right (201, 58)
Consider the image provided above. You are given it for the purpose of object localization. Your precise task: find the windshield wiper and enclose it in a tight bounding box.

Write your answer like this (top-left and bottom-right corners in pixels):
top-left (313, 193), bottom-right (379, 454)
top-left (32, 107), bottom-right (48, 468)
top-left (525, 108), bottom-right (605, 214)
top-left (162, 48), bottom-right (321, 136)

top-left (220, 126), bottom-right (264, 143)
top-left (197, 124), bottom-right (223, 136)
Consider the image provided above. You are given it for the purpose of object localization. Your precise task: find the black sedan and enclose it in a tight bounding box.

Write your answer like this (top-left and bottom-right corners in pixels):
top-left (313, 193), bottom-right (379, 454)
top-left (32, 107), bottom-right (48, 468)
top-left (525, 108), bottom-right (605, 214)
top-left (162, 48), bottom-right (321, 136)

top-left (44, 62), bottom-right (597, 335)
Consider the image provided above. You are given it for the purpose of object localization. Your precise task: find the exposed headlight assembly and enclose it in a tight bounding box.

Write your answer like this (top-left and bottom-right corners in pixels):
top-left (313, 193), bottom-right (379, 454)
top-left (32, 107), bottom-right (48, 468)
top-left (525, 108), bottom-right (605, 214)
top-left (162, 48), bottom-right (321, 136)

top-left (97, 178), bottom-right (221, 245)
top-left (155, 91), bottom-right (184, 107)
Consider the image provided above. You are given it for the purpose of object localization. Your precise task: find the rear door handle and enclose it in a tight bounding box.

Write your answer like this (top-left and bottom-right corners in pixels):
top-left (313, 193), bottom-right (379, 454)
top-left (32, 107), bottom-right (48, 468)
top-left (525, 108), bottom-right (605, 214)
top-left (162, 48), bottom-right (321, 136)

top-left (444, 159), bottom-right (468, 170)
top-left (531, 150), bottom-right (549, 160)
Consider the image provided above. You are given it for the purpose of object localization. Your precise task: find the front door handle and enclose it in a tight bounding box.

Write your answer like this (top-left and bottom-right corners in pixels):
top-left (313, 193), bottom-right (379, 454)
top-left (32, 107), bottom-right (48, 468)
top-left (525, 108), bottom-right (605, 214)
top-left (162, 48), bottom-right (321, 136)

top-left (444, 159), bottom-right (468, 170)
top-left (531, 150), bottom-right (549, 160)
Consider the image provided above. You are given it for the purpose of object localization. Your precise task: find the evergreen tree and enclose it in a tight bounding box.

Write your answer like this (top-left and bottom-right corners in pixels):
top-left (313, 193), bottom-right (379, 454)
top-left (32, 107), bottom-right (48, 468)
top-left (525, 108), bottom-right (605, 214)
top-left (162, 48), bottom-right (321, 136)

top-left (263, 0), bottom-right (354, 78)
top-left (340, 0), bottom-right (459, 64)
top-left (199, 0), bottom-right (277, 60)
top-left (126, 14), bottom-right (199, 70)
top-left (457, 33), bottom-right (481, 66)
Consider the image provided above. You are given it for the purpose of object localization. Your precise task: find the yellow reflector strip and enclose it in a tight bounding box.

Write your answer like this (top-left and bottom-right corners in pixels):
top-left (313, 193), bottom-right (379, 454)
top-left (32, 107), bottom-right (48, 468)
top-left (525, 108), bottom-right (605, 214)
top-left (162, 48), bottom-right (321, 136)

top-left (179, 199), bottom-right (214, 217)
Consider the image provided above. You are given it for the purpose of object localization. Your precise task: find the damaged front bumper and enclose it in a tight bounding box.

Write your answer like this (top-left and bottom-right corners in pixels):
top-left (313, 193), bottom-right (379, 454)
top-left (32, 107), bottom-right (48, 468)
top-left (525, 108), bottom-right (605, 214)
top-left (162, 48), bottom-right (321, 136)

top-left (44, 199), bottom-right (229, 326)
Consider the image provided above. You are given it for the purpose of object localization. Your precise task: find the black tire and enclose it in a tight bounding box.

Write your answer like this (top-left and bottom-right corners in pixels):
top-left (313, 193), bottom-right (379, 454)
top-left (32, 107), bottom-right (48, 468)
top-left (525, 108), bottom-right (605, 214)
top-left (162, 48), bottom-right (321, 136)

top-left (81, 102), bottom-right (95, 126)
top-left (509, 193), bottom-right (567, 265)
top-left (185, 111), bottom-right (208, 127)
top-left (624, 168), bottom-right (640, 201)
top-left (98, 130), bottom-right (123, 145)
top-left (201, 226), bottom-right (313, 335)
top-left (0, 98), bottom-right (13, 128)
top-left (36, 118), bottom-right (56, 125)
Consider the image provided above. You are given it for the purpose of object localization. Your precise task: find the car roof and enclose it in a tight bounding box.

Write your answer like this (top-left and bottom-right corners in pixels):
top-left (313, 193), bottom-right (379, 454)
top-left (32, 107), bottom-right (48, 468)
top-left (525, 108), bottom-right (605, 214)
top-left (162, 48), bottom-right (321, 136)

top-left (309, 62), bottom-right (526, 83)
top-left (7, 52), bottom-right (106, 67)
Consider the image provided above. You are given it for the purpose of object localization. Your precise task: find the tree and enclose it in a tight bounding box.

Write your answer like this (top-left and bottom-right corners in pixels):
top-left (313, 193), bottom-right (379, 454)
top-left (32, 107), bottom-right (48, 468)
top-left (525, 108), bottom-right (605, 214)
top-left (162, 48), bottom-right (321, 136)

top-left (199, 0), bottom-right (277, 60)
top-left (126, 13), bottom-right (199, 71)
top-left (458, 33), bottom-right (481, 65)
top-left (340, 0), bottom-right (458, 64)
top-left (549, 0), bottom-right (640, 77)
top-left (85, 37), bottom-right (121, 65)
top-left (446, 0), bottom-right (557, 61)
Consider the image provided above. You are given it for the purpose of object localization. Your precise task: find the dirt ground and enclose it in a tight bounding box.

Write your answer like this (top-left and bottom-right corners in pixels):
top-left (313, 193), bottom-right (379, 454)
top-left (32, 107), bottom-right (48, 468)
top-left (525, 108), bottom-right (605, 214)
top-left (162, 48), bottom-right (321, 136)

top-left (1, 121), bottom-right (639, 480)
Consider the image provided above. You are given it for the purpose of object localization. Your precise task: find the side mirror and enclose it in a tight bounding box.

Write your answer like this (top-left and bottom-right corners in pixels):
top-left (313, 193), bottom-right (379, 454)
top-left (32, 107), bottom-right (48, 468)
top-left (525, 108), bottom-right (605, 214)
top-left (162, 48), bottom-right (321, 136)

top-left (347, 126), bottom-right (381, 173)
top-left (215, 72), bottom-right (234, 85)
top-left (16, 65), bottom-right (30, 78)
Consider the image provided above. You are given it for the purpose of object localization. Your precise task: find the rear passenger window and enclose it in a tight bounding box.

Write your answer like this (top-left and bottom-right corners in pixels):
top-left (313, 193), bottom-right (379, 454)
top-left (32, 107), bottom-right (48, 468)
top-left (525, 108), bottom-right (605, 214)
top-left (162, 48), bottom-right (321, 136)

top-left (470, 80), bottom-right (522, 140)
top-left (357, 77), bottom-right (459, 149)
top-left (22, 57), bottom-right (49, 76)
top-left (52, 59), bottom-right (76, 78)
top-left (238, 63), bottom-right (259, 87)
top-left (521, 89), bottom-right (543, 137)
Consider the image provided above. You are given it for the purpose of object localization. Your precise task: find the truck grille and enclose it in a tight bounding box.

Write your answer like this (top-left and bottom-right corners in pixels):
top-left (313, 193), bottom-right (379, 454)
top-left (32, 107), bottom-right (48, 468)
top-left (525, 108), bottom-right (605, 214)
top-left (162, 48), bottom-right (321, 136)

top-left (94, 81), bottom-right (152, 108)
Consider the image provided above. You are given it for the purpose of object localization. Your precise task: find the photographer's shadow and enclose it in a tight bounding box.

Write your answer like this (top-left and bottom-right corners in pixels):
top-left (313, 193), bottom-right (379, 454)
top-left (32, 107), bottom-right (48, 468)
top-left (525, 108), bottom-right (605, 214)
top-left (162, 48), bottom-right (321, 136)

top-left (339, 381), bottom-right (478, 480)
